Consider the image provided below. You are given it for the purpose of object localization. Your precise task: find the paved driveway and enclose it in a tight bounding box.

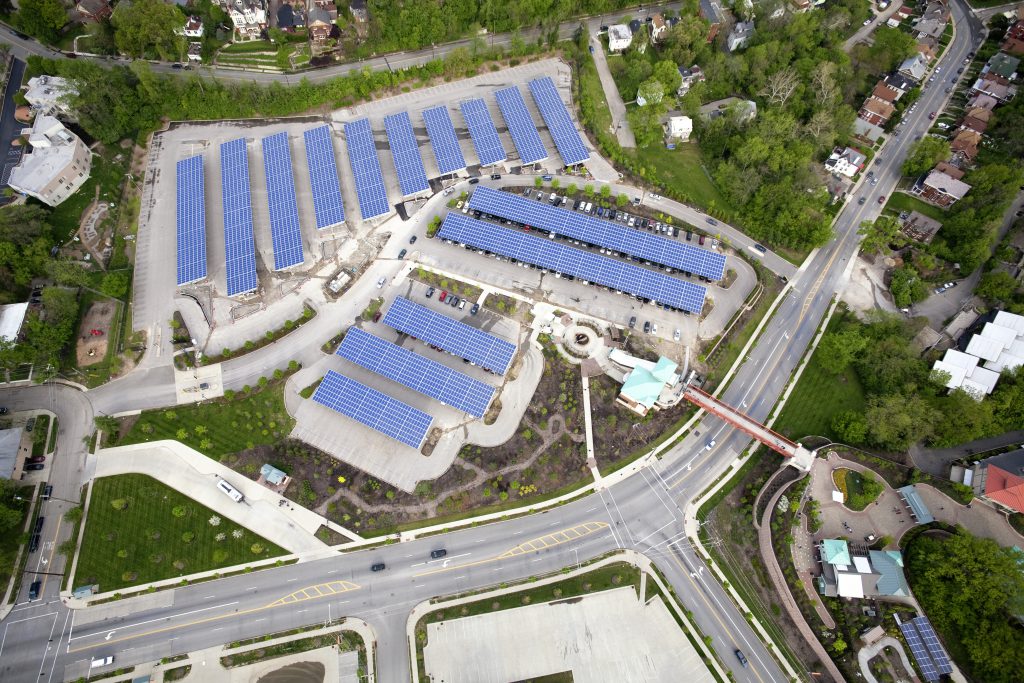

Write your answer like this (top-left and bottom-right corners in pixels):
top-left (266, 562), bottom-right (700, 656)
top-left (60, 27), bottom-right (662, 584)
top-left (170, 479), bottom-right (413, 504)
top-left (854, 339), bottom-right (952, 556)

top-left (586, 28), bottom-right (635, 148)
top-left (0, 58), bottom-right (25, 202)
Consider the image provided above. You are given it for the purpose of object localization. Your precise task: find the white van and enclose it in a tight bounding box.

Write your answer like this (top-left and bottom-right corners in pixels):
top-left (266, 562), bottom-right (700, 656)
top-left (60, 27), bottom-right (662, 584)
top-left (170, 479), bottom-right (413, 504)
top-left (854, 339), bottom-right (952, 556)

top-left (91, 656), bottom-right (113, 667)
top-left (216, 478), bottom-right (244, 503)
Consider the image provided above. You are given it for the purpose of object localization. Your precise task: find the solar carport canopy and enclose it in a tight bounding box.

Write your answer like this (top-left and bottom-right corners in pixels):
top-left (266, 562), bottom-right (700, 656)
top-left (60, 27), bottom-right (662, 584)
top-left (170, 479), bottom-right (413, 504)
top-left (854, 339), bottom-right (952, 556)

top-left (468, 186), bottom-right (726, 281)
top-left (438, 212), bottom-right (707, 314)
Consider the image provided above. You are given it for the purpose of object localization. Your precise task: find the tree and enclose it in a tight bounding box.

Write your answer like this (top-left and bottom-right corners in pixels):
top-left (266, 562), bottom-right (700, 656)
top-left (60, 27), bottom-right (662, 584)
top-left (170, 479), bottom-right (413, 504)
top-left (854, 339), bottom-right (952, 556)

top-left (652, 59), bottom-right (682, 95)
top-left (931, 388), bottom-right (996, 447)
top-left (816, 329), bottom-right (867, 374)
top-left (889, 266), bottom-right (928, 308)
top-left (15, 0), bottom-right (67, 43)
top-left (757, 67), bottom-right (800, 107)
top-left (661, 16), bottom-right (708, 66)
top-left (976, 271), bottom-right (1018, 304)
top-left (599, 185), bottom-right (612, 199)
top-left (864, 393), bottom-right (940, 450)
top-left (831, 410), bottom-right (867, 444)
top-left (112, 0), bottom-right (186, 60)
top-left (858, 216), bottom-right (904, 256)
top-left (100, 272), bottom-right (130, 299)
top-left (906, 532), bottom-right (1024, 683)
top-left (636, 78), bottom-right (665, 107)
top-left (901, 137), bottom-right (951, 178)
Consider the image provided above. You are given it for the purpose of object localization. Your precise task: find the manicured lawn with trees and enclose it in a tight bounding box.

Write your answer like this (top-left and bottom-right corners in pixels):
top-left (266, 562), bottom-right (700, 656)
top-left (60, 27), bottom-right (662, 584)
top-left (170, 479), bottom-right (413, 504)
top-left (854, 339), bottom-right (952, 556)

top-left (832, 468), bottom-right (883, 511)
top-left (629, 144), bottom-right (736, 221)
top-left (883, 192), bottom-right (947, 222)
top-left (75, 474), bottom-right (285, 591)
top-left (112, 382), bottom-right (293, 461)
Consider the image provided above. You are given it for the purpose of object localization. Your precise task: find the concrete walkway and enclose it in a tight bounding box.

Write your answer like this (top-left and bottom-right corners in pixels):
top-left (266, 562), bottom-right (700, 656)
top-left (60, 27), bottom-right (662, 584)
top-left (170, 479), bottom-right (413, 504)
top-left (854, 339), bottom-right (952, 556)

top-left (580, 375), bottom-right (602, 484)
top-left (588, 31), bottom-right (635, 148)
top-left (89, 441), bottom-right (337, 554)
top-left (857, 636), bottom-right (919, 683)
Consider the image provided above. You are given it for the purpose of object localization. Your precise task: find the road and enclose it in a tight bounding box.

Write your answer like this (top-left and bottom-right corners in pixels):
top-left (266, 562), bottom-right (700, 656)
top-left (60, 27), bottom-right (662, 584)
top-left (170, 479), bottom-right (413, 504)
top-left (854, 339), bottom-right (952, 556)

top-left (0, 2), bottom-right (985, 682)
top-left (0, 57), bottom-right (24, 202)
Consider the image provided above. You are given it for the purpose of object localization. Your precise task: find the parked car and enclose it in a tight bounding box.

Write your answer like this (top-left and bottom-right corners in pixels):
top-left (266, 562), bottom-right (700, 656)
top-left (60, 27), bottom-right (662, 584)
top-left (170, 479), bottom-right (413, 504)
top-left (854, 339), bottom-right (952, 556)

top-left (673, 328), bottom-right (681, 342)
top-left (26, 456), bottom-right (45, 465)
top-left (42, 485), bottom-right (52, 500)
top-left (409, 235), bottom-right (417, 244)
top-left (376, 276), bottom-right (386, 288)
top-left (371, 563), bottom-right (386, 572)
top-left (449, 296), bottom-right (460, 308)
top-left (642, 321), bottom-right (651, 333)
top-left (685, 230), bottom-right (693, 241)
top-left (25, 417), bottom-right (35, 432)
top-left (25, 464), bottom-right (44, 471)
top-left (698, 235), bottom-right (706, 245)
top-left (439, 290), bottom-right (448, 302)
top-left (426, 286), bottom-right (435, 298)
top-left (458, 300), bottom-right (467, 310)
top-left (628, 316), bottom-right (637, 329)
top-left (470, 303), bottom-right (480, 315)
top-left (468, 178), bottom-right (479, 184)
top-left (430, 549), bottom-right (447, 559)
top-left (398, 249), bottom-right (407, 259)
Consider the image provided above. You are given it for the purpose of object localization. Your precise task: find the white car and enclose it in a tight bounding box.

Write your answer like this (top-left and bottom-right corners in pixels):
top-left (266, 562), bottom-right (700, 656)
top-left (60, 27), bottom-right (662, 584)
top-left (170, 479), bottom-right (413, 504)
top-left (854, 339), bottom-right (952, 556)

top-left (705, 439), bottom-right (717, 451)
top-left (376, 276), bottom-right (386, 288)
top-left (651, 323), bottom-right (658, 335)
top-left (673, 328), bottom-right (681, 342)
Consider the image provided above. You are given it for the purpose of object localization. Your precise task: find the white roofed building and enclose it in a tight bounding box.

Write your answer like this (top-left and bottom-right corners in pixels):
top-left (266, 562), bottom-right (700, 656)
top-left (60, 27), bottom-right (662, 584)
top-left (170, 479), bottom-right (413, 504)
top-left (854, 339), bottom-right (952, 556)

top-left (7, 116), bottom-right (92, 207)
top-left (666, 116), bottom-right (693, 141)
top-left (608, 24), bottom-right (633, 52)
top-left (0, 302), bottom-right (28, 344)
top-left (23, 76), bottom-right (77, 119)
top-left (934, 311), bottom-right (1024, 399)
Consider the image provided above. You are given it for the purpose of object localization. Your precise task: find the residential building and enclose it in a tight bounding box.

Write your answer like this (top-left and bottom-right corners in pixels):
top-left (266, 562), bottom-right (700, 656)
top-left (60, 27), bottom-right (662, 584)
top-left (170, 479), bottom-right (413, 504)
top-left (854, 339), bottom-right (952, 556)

top-left (962, 106), bottom-right (993, 124)
top-left (0, 302), bottom-right (28, 345)
top-left (912, 168), bottom-right (971, 208)
top-left (676, 65), bottom-right (705, 96)
top-left (970, 73), bottom-right (1018, 103)
top-left (816, 539), bottom-right (911, 600)
top-left (971, 449), bottom-right (1024, 514)
top-left (934, 161), bottom-right (964, 179)
top-left (898, 53), bottom-right (929, 82)
top-left (915, 38), bottom-right (938, 61)
top-left (349, 0), bottom-right (368, 23)
top-left (727, 20), bottom-right (755, 52)
top-left (885, 72), bottom-right (918, 96)
top-left (933, 312), bottom-right (1024, 398)
top-left (950, 129), bottom-right (981, 163)
top-left (896, 5), bottom-right (914, 21)
top-left (790, 0), bottom-right (812, 12)
top-left (915, 18), bottom-right (946, 40)
top-left (187, 42), bottom-right (203, 62)
top-left (666, 116), bottom-right (693, 141)
top-left (222, 0), bottom-right (267, 39)
top-left (1002, 19), bottom-right (1024, 55)
top-left (966, 92), bottom-right (999, 110)
top-left (858, 98), bottom-right (895, 126)
top-left (900, 210), bottom-right (942, 243)
top-left (277, 3), bottom-right (296, 29)
top-left (608, 24), bottom-right (633, 52)
top-left (958, 113), bottom-right (988, 135)
top-left (76, 0), bottom-right (111, 22)
top-left (699, 97), bottom-right (757, 123)
top-left (983, 52), bottom-right (1020, 80)
top-left (650, 13), bottom-right (667, 43)
top-left (870, 81), bottom-right (902, 105)
top-left (308, 6), bottom-right (333, 43)
top-left (698, 0), bottom-right (725, 42)
top-left (7, 116), bottom-right (92, 207)
top-left (824, 146), bottom-right (866, 178)
top-left (312, 0), bottom-right (337, 20)
top-left (23, 76), bottom-right (77, 119)
top-left (181, 15), bottom-right (204, 38)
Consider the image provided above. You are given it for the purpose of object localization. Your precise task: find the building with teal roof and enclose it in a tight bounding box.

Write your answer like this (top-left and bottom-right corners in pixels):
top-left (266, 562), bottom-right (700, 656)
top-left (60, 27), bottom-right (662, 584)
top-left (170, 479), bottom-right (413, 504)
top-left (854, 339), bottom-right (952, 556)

top-left (614, 353), bottom-right (680, 416)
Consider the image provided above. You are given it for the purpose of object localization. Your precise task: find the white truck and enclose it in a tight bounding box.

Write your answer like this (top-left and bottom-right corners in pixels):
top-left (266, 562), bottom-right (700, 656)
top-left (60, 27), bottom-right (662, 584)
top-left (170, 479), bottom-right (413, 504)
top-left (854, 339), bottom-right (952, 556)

top-left (216, 478), bottom-right (244, 503)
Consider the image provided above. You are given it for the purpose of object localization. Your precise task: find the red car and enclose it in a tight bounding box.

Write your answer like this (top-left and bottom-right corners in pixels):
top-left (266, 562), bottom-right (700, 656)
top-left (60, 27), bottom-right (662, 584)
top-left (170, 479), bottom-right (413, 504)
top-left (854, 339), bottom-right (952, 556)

top-left (439, 290), bottom-right (448, 303)
top-left (928, 112), bottom-right (936, 120)
top-left (877, 196), bottom-right (886, 204)
top-left (26, 455), bottom-right (45, 464)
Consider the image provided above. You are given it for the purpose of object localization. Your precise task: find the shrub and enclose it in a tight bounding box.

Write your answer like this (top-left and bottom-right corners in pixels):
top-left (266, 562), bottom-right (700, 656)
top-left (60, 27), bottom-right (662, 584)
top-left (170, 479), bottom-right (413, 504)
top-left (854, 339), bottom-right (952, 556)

top-left (111, 498), bottom-right (129, 511)
top-left (171, 505), bottom-right (188, 518)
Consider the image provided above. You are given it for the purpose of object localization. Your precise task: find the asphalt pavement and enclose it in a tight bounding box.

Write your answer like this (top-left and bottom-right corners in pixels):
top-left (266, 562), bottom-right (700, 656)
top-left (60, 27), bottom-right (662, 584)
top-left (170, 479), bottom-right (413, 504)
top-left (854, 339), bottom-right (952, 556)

top-left (0, 2), bottom-right (988, 682)
top-left (0, 58), bottom-right (25, 201)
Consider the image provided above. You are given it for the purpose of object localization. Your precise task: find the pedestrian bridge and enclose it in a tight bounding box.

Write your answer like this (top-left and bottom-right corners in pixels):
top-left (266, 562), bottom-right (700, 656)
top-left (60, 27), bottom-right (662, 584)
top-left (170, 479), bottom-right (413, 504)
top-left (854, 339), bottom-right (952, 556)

top-left (682, 385), bottom-right (815, 470)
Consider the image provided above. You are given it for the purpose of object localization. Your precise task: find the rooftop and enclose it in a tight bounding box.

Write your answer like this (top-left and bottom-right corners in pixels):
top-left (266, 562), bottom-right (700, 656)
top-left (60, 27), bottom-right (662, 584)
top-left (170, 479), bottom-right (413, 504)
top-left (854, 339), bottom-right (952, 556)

top-left (921, 169), bottom-right (971, 199)
top-left (0, 302), bottom-right (28, 343)
top-left (8, 116), bottom-right (85, 197)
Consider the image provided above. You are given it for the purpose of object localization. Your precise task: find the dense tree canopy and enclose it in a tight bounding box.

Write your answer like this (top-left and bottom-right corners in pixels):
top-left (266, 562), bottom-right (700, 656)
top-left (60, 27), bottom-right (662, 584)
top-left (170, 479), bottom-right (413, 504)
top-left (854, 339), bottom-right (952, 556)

top-left (906, 532), bottom-right (1024, 683)
top-left (901, 137), bottom-right (951, 178)
top-left (13, 0), bottom-right (67, 43)
top-left (0, 287), bottom-right (78, 377)
top-left (112, 0), bottom-right (186, 60)
top-left (0, 205), bottom-right (54, 298)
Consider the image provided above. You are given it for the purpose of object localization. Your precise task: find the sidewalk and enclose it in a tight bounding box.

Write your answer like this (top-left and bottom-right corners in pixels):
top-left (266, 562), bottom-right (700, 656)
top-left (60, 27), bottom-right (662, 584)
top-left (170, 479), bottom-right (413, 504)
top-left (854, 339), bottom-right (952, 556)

top-left (89, 441), bottom-right (350, 554)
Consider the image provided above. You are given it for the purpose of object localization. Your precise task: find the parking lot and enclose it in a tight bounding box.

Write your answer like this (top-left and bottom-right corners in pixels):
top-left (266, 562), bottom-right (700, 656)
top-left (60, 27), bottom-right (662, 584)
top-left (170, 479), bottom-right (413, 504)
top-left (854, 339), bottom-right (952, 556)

top-left (423, 586), bottom-right (716, 683)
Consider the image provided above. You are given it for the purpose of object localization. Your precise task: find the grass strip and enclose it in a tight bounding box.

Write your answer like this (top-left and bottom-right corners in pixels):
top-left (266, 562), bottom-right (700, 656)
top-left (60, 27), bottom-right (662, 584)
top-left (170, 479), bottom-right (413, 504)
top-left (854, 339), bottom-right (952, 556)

top-left (221, 630), bottom-right (362, 668)
top-left (31, 415), bottom-right (50, 457)
top-left (46, 417), bottom-right (59, 454)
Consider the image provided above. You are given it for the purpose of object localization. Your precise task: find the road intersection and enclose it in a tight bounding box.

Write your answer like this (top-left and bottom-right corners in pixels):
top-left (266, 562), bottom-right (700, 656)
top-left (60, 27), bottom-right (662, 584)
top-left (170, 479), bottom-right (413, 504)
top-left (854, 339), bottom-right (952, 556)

top-left (0, 2), bottom-right (986, 681)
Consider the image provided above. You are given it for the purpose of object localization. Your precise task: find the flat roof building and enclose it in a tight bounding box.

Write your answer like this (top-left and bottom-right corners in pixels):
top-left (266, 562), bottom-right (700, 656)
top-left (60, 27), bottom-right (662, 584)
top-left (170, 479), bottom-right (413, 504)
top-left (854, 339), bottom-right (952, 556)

top-left (8, 116), bottom-right (92, 207)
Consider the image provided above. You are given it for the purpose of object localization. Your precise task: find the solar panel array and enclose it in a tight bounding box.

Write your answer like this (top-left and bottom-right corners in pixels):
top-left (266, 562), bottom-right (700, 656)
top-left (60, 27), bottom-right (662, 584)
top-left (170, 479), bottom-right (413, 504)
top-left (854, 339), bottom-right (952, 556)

top-left (312, 370), bottom-right (432, 449)
top-left (422, 106), bottom-right (467, 175)
top-left (302, 126), bottom-right (345, 229)
top-left (469, 186), bottom-right (726, 280)
top-left (460, 99), bottom-right (507, 166)
top-left (438, 213), bottom-right (707, 314)
top-left (337, 327), bottom-right (494, 417)
top-left (383, 112), bottom-right (430, 196)
top-left (344, 118), bottom-right (390, 220)
top-left (494, 86), bottom-right (548, 165)
top-left (219, 138), bottom-right (258, 296)
top-left (528, 77), bottom-right (590, 166)
top-left (261, 132), bottom-right (304, 271)
top-left (176, 155), bottom-right (207, 286)
top-left (383, 296), bottom-right (517, 375)
top-left (899, 617), bottom-right (953, 683)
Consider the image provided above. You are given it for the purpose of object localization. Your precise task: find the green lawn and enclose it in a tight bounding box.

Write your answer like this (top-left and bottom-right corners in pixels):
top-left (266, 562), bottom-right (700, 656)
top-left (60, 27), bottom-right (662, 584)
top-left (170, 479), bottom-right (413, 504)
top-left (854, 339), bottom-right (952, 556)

top-left (31, 415), bottom-right (50, 457)
top-left (42, 152), bottom-right (130, 245)
top-left (116, 382), bottom-right (293, 461)
top-left (628, 143), bottom-right (736, 221)
top-left (75, 474), bottom-right (285, 592)
top-left (884, 192), bottom-right (947, 222)
top-left (773, 319), bottom-right (867, 442)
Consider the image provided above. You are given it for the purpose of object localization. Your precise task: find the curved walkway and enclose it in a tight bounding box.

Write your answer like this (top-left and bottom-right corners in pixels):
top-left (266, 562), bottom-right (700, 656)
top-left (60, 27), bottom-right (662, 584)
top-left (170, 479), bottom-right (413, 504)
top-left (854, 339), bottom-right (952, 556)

top-left (756, 466), bottom-right (846, 683)
top-left (857, 636), bottom-right (917, 683)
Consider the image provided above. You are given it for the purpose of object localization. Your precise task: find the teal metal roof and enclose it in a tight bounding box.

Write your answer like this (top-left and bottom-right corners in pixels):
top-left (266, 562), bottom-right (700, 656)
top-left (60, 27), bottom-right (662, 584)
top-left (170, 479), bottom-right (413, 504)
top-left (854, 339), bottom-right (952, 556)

top-left (822, 539), bottom-right (851, 566)
top-left (869, 550), bottom-right (909, 597)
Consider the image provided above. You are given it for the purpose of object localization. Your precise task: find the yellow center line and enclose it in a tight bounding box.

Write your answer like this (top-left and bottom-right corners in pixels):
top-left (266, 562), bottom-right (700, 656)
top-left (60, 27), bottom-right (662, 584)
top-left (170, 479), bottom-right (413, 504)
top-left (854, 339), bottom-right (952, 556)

top-left (413, 522), bottom-right (609, 578)
top-left (67, 581), bottom-right (361, 654)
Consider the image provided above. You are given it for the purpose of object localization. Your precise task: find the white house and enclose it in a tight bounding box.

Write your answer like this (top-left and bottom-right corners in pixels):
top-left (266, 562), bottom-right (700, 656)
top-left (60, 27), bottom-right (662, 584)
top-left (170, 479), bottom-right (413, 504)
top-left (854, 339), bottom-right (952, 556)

top-left (824, 146), bottom-right (866, 178)
top-left (8, 116), bottom-right (92, 207)
top-left (608, 24), bottom-right (633, 52)
top-left (667, 116), bottom-right (693, 141)
top-left (221, 0), bottom-right (266, 38)
top-left (727, 21), bottom-right (755, 52)
top-left (180, 15), bottom-right (204, 38)
top-left (23, 76), bottom-right (77, 119)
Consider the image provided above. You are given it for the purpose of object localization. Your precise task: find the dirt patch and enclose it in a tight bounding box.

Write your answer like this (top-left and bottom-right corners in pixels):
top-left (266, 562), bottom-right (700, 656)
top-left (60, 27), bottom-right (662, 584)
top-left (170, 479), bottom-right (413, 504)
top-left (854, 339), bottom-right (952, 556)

top-left (76, 301), bottom-right (116, 366)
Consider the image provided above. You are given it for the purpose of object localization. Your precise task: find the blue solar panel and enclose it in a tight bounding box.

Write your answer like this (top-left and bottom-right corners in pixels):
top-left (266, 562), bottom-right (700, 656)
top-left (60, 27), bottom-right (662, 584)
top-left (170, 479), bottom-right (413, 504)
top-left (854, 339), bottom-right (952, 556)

top-left (469, 186), bottom-right (726, 281)
top-left (901, 616), bottom-right (953, 681)
top-left (383, 112), bottom-right (430, 196)
top-left (900, 619), bottom-right (939, 681)
top-left (438, 213), bottom-right (706, 314)
top-left (422, 106), bottom-right (467, 175)
top-left (337, 327), bottom-right (493, 417)
top-left (493, 87), bottom-right (547, 165)
top-left (344, 118), bottom-right (390, 220)
top-left (460, 99), bottom-right (507, 166)
top-left (302, 126), bottom-right (345, 229)
top-left (219, 138), bottom-right (258, 296)
top-left (528, 77), bottom-right (590, 166)
top-left (383, 297), bottom-right (517, 375)
top-left (312, 370), bottom-right (432, 449)
top-left (261, 132), bottom-right (304, 271)
top-left (176, 155), bottom-right (207, 286)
